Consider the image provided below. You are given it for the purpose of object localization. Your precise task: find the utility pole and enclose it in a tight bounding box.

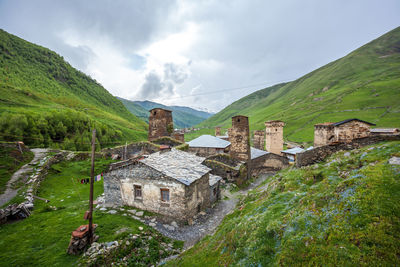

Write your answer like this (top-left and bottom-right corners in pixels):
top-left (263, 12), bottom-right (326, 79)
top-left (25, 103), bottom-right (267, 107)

top-left (88, 129), bottom-right (96, 244)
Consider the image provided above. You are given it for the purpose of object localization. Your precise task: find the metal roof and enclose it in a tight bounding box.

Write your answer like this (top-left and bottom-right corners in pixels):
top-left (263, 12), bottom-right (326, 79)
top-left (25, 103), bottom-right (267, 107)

top-left (332, 118), bottom-right (375, 126)
top-left (281, 147), bottom-right (305, 155)
top-left (187, 135), bottom-right (231, 148)
top-left (370, 128), bottom-right (399, 133)
top-left (209, 174), bottom-right (222, 186)
top-left (141, 148), bottom-right (210, 186)
top-left (250, 147), bottom-right (269, 160)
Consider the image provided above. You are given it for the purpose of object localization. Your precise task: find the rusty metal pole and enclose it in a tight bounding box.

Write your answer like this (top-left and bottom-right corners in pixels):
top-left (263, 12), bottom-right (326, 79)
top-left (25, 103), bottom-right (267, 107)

top-left (88, 129), bottom-right (96, 244)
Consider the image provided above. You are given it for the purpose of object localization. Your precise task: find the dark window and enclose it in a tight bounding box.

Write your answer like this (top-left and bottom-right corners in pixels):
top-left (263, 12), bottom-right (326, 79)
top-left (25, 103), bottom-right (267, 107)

top-left (134, 185), bottom-right (142, 198)
top-left (153, 111), bottom-right (157, 115)
top-left (160, 188), bottom-right (170, 202)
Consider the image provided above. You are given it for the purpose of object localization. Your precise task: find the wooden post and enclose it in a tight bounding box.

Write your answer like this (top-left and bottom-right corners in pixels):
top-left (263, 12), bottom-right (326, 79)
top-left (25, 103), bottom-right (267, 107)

top-left (88, 129), bottom-right (96, 244)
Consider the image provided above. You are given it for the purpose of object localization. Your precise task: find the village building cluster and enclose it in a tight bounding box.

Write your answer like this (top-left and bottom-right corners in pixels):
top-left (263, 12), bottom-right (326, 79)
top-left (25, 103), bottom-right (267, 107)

top-left (103, 107), bottom-right (399, 224)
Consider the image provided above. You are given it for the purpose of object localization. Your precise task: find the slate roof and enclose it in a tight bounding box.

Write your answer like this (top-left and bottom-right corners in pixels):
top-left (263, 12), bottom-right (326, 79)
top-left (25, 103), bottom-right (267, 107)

top-left (209, 174), bottom-right (222, 186)
top-left (250, 147), bottom-right (269, 160)
top-left (141, 148), bottom-right (210, 186)
top-left (187, 135), bottom-right (231, 148)
top-left (332, 118), bottom-right (375, 126)
top-left (281, 147), bottom-right (305, 155)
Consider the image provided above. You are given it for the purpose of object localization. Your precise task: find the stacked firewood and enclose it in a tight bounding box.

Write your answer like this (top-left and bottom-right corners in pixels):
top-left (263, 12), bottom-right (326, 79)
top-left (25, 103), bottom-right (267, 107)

top-left (67, 224), bottom-right (98, 255)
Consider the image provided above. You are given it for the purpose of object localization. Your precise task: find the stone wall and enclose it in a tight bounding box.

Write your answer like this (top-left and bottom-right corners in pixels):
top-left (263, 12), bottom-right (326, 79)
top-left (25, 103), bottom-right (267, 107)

top-left (103, 161), bottom-right (210, 223)
top-left (101, 142), bottom-right (159, 160)
top-left (172, 132), bottom-right (185, 142)
top-left (229, 115), bottom-right (250, 162)
top-left (215, 126), bottom-right (221, 136)
top-left (253, 130), bottom-right (265, 150)
top-left (188, 147), bottom-right (228, 157)
top-left (250, 153), bottom-right (289, 176)
top-left (202, 159), bottom-right (244, 183)
top-left (148, 108), bottom-right (173, 141)
top-left (314, 124), bottom-right (335, 147)
top-left (296, 135), bottom-right (400, 167)
top-left (151, 137), bottom-right (183, 147)
top-left (265, 120), bottom-right (285, 155)
top-left (209, 181), bottom-right (220, 204)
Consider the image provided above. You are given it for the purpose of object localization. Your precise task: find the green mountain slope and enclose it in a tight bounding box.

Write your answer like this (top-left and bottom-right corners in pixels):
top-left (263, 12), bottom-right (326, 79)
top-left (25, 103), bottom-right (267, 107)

top-left (0, 29), bottom-right (147, 150)
top-left (196, 27), bottom-right (400, 144)
top-left (119, 98), bottom-right (213, 128)
top-left (170, 141), bottom-right (400, 266)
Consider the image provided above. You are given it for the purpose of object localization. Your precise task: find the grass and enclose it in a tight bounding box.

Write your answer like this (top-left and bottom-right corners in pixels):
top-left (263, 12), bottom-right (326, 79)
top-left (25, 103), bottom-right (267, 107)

top-left (196, 27), bottom-right (400, 144)
top-left (0, 144), bottom-right (34, 194)
top-left (0, 157), bottom-right (163, 266)
top-left (168, 141), bottom-right (400, 266)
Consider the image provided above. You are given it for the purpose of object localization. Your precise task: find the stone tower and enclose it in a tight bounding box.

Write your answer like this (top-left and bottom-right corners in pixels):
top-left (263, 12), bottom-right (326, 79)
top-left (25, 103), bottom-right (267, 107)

top-left (253, 130), bottom-right (265, 150)
top-left (265, 120), bottom-right (285, 155)
top-left (148, 108), bottom-right (173, 141)
top-left (215, 126), bottom-right (221, 136)
top-left (228, 115), bottom-right (250, 161)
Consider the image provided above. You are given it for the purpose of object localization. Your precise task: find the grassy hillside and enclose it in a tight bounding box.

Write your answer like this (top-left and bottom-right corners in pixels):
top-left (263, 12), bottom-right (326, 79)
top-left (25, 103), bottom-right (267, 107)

top-left (0, 29), bottom-right (147, 150)
top-left (195, 27), bottom-right (400, 144)
top-left (169, 141), bottom-right (400, 266)
top-left (128, 99), bottom-right (213, 128)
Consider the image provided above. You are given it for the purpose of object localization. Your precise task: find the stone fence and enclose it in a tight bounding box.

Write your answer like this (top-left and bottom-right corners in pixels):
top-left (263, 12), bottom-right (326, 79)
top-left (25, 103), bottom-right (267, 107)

top-left (296, 135), bottom-right (400, 167)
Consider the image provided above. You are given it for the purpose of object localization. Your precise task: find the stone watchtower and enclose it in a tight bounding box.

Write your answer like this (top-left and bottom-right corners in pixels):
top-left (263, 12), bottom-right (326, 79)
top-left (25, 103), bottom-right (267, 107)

top-left (228, 115), bottom-right (250, 161)
top-left (265, 120), bottom-right (285, 155)
top-left (253, 130), bottom-right (265, 150)
top-left (148, 108), bottom-right (173, 141)
top-left (215, 126), bottom-right (221, 136)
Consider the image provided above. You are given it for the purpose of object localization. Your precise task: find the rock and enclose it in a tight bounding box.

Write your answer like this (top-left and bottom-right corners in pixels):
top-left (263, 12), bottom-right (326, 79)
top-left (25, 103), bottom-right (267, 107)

top-left (128, 209), bottom-right (137, 214)
top-left (199, 211), bottom-right (206, 216)
top-left (389, 157), bottom-right (400, 165)
top-left (135, 211), bottom-right (144, 217)
top-left (108, 210), bottom-right (117, 214)
top-left (138, 226), bottom-right (143, 231)
top-left (99, 207), bottom-right (107, 211)
top-left (149, 222), bottom-right (156, 227)
top-left (171, 221), bottom-right (178, 228)
top-left (151, 218), bottom-right (156, 222)
top-left (344, 152), bottom-right (351, 157)
top-left (126, 240), bottom-right (130, 246)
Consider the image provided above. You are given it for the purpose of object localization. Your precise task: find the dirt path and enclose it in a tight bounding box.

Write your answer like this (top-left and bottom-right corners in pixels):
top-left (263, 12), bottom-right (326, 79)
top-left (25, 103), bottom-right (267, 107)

top-left (153, 172), bottom-right (274, 249)
top-left (0, 148), bottom-right (49, 207)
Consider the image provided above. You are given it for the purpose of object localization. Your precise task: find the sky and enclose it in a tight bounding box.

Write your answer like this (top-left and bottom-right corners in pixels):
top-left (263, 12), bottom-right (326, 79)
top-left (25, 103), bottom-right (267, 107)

top-left (0, 0), bottom-right (399, 113)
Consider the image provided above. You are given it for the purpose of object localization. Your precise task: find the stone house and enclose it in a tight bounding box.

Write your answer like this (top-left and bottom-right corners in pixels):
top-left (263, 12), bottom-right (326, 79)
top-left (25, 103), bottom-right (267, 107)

top-left (250, 147), bottom-right (289, 176)
top-left (314, 118), bottom-right (375, 147)
top-left (187, 135), bottom-right (231, 157)
top-left (103, 148), bottom-right (221, 223)
top-left (281, 147), bottom-right (305, 162)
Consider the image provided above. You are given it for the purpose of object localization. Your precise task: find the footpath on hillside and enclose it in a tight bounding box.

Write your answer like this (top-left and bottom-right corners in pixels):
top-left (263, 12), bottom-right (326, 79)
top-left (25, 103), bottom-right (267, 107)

top-left (0, 148), bottom-right (49, 207)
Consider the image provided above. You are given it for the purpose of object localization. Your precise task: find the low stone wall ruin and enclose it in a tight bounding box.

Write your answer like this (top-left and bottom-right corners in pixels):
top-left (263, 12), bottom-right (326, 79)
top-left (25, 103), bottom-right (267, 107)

top-left (296, 135), bottom-right (400, 167)
top-left (101, 142), bottom-right (160, 160)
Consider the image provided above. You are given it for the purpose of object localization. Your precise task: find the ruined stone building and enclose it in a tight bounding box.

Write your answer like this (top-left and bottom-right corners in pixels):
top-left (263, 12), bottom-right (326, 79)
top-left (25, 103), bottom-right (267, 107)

top-left (187, 135), bottom-right (231, 157)
top-left (103, 148), bottom-right (221, 223)
top-left (265, 120), bottom-right (285, 155)
top-left (253, 130), bottom-right (265, 150)
top-left (148, 108), bottom-right (173, 141)
top-left (228, 115), bottom-right (250, 162)
top-left (314, 118), bottom-right (375, 147)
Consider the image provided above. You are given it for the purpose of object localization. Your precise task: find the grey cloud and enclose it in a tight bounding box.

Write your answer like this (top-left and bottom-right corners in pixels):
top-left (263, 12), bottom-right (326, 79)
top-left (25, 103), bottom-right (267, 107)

top-left (164, 63), bottom-right (189, 84)
top-left (139, 72), bottom-right (165, 99)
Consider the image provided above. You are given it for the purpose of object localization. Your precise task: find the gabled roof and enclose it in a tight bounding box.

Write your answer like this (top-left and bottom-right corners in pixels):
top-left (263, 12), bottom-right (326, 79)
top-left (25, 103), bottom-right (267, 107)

top-left (209, 174), bottom-right (222, 186)
top-left (281, 147), bottom-right (305, 155)
top-left (250, 147), bottom-right (269, 160)
top-left (141, 148), bottom-right (210, 186)
top-left (187, 135), bottom-right (231, 148)
top-left (332, 118), bottom-right (376, 126)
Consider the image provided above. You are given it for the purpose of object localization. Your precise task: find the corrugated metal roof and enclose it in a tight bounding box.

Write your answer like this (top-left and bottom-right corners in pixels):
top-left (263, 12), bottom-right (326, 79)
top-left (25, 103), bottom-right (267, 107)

top-left (209, 174), bottom-right (222, 186)
top-left (281, 147), bottom-right (305, 155)
top-left (141, 148), bottom-right (210, 186)
top-left (370, 128), bottom-right (399, 133)
top-left (187, 135), bottom-right (231, 148)
top-left (251, 147), bottom-right (269, 160)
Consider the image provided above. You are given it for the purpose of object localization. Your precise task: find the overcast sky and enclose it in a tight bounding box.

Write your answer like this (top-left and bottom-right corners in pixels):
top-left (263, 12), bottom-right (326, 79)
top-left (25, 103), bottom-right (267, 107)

top-left (0, 0), bottom-right (399, 112)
